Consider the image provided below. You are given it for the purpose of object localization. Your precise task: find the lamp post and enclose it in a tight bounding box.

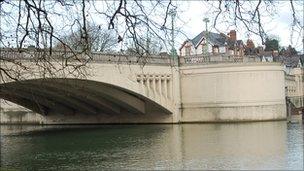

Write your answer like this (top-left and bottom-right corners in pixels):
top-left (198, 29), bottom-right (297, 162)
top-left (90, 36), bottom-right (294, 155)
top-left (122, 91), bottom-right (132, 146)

top-left (145, 17), bottom-right (150, 55)
top-left (203, 18), bottom-right (210, 32)
top-left (302, 0), bottom-right (304, 55)
top-left (169, 8), bottom-right (177, 59)
top-left (203, 18), bottom-right (210, 57)
top-left (302, 2), bottom-right (304, 55)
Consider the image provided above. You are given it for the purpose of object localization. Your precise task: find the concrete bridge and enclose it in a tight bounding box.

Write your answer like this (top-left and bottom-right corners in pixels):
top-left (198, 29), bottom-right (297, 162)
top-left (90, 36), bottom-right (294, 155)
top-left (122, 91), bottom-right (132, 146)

top-left (0, 50), bottom-right (288, 124)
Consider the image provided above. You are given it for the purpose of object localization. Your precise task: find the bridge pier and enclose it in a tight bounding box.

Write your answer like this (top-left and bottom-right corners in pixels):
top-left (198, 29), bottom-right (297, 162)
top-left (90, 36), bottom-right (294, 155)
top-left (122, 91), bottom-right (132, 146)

top-left (179, 63), bottom-right (287, 122)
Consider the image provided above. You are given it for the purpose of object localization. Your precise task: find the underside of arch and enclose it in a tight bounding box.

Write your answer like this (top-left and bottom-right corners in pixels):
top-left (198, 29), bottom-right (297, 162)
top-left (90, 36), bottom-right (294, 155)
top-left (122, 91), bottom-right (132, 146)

top-left (0, 78), bottom-right (172, 116)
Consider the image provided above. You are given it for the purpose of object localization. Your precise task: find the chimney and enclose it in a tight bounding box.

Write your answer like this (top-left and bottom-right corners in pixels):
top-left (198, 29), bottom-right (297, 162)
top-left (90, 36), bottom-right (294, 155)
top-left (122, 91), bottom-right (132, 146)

top-left (229, 30), bottom-right (237, 41)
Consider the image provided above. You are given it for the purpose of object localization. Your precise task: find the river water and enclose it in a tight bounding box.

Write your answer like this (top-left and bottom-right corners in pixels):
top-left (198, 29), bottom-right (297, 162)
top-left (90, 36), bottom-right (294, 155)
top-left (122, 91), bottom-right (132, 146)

top-left (0, 121), bottom-right (303, 170)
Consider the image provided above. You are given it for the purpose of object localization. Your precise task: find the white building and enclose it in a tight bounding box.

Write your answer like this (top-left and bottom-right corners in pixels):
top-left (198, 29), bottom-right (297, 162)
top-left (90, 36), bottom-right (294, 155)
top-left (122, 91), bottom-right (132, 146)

top-left (179, 30), bottom-right (244, 57)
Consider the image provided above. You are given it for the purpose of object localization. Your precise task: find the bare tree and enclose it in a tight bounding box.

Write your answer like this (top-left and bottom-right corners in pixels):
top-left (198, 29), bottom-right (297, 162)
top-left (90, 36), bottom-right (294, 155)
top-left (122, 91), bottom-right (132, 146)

top-left (207, 0), bottom-right (303, 46)
top-left (55, 23), bottom-right (117, 53)
top-left (125, 35), bottom-right (164, 56)
top-left (0, 0), bottom-right (303, 81)
top-left (0, 0), bottom-right (93, 82)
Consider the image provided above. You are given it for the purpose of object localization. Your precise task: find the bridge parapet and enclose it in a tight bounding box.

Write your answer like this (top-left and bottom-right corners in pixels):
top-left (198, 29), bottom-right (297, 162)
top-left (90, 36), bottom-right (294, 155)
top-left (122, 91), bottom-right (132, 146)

top-left (0, 48), bottom-right (176, 66)
top-left (179, 54), bottom-right (267, 65)
top-left (2, 48), bottom-right (277, 67)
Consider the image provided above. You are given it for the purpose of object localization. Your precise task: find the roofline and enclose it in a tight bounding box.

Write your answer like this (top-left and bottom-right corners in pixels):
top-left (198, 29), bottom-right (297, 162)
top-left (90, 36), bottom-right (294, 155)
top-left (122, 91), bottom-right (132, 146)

top-left (195, 36), bottom-right (215, 48)
top-left (179, 40), bottom-right (192, 51)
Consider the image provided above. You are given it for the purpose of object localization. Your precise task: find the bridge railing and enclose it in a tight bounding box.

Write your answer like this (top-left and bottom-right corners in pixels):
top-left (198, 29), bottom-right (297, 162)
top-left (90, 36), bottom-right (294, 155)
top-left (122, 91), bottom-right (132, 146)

top-left (178, 54), bottom-right (263, 65)
top-left (89, 52), bottom-right (174, 65)
top-left (1, 48), bottom-right (283, 66)
top-left (0, 48), bottom-right (176, 66)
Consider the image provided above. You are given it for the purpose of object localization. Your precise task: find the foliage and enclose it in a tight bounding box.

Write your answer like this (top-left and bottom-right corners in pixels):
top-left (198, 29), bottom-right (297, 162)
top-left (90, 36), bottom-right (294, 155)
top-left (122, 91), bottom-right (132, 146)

top-left (279, 45), bottom-right (298, 56)
top-left (264, 38), bottom-right (279, 51)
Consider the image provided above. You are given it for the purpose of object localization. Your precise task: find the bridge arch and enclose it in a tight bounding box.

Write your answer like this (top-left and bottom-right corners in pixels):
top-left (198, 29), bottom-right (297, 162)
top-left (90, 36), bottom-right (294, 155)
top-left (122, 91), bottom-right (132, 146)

top-left (0, 78), bottom-right (172, 116)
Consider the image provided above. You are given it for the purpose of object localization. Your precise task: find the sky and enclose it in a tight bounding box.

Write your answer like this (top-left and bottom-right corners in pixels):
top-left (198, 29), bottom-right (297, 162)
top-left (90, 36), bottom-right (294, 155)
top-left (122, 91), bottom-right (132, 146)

top-left (1, 1), bottom-right (303, 53)
top-left (173, 1), bottom-right (304, 53)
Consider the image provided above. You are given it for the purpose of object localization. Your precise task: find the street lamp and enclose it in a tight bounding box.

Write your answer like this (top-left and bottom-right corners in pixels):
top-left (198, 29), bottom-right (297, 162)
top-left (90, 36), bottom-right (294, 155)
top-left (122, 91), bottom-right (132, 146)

top-left (203, 18), bottom-right (210, 56)
top-left (169, 8), bottom-right (177, 59)
top-left (203, 18), bottom-right (210, 32)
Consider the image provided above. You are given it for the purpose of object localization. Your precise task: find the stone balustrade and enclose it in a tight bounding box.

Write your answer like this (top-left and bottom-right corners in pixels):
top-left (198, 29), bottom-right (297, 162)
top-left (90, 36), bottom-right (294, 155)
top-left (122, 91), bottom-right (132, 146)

top-left (1, 48), bottom-right (276, 66)
top-left (179, 54), bottom-right (263, 65)
top-left (0, 48), bottom-right (176, 66)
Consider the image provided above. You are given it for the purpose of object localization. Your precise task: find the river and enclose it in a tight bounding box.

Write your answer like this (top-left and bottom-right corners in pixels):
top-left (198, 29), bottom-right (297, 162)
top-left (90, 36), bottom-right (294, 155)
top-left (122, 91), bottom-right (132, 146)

top-left (0, 121), bottom-right (303, 170)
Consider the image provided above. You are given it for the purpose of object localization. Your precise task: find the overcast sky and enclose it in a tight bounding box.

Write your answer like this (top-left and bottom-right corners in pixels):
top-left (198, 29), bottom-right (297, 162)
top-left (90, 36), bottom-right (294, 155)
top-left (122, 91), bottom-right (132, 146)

top-left (174, 1), bottom-right (304, 52)
top-left (1, 1), bottom-right (303, 53)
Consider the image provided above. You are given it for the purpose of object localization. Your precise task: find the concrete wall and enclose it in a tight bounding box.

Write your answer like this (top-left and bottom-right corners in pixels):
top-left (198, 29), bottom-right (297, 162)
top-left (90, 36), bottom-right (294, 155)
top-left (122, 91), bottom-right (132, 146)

top-left (180, 63), bottom-right (286, 122)
top-left (291, 67), bottom-right (304, 97)
top-left (286, 67), bottom-right (304, 115)
top-left (0, 100), bottom-right (45, 124)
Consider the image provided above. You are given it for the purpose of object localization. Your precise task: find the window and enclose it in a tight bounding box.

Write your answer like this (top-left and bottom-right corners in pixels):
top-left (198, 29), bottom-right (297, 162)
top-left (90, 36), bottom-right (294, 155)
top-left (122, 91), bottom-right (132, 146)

top-left (201, 43), bottom-right (208, 54)
top-left (212, 45), bottom-right (219, 54)
top-left (185, 46), bottom-right (191, 56)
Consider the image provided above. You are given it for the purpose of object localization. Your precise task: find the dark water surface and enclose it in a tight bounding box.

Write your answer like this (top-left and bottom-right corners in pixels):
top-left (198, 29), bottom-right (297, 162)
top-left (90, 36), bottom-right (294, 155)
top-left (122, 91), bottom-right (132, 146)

top-left (0, 122), bottom-right (303, 170)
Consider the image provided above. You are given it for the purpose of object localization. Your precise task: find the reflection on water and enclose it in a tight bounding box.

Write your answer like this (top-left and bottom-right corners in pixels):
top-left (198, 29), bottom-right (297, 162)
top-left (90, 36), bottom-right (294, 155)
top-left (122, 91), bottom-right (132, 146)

top-left (0, 122), bottom-right (303, 170)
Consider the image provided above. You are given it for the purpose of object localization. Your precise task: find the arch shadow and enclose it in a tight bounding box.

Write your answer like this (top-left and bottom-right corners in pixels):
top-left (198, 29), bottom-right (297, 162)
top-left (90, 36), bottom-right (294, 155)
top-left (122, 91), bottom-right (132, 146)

top-left (0, 78), bottom-right (172, 116)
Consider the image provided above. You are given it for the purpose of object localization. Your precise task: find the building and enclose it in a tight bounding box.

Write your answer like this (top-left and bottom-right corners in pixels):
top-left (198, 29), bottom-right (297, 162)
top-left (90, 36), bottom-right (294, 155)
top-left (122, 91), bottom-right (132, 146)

top-left (179, 30), bottom-right (244, 57)
top-left (275, 55), bottom-right (304, 115)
